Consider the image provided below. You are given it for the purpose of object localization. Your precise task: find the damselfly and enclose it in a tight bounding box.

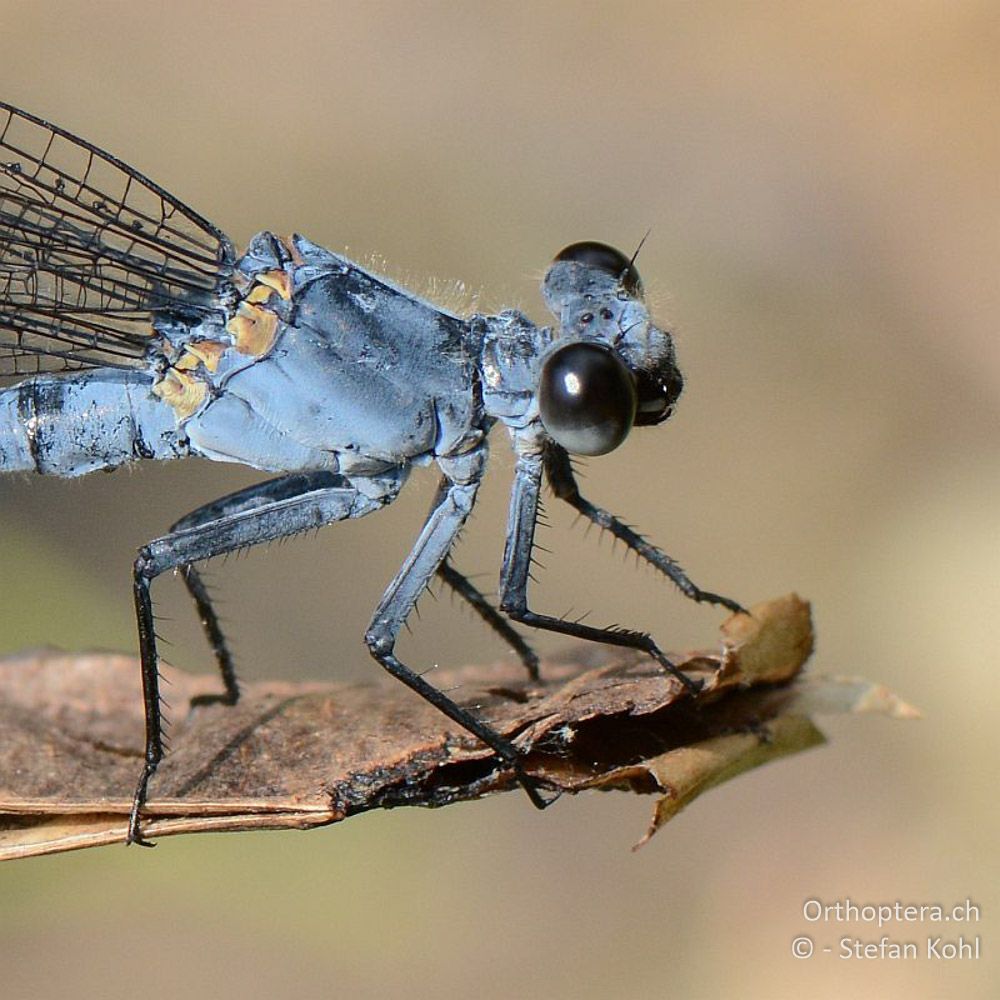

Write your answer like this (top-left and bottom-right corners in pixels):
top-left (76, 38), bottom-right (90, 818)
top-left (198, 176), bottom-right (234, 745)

top-left (0, 102), bottom-right (745, 844)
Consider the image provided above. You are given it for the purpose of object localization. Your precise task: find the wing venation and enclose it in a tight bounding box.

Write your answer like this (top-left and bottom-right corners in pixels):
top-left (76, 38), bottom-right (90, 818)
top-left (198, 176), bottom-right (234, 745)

top-left (0, 102), bottom-right (237, 379)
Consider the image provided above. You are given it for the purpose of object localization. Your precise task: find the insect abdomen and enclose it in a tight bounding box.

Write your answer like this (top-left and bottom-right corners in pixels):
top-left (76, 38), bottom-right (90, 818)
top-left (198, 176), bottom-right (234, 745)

top-left (0, 370), bottom-right (188, 476)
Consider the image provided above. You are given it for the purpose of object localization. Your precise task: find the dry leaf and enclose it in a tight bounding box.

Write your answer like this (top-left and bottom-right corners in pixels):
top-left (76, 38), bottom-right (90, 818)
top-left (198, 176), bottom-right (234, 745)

top-left (0, 594), bottom-right (917, 859)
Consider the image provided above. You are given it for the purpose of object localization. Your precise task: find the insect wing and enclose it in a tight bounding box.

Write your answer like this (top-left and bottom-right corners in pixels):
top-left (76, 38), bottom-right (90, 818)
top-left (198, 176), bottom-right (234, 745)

top-left (0, 102), bottom-right (236, 379)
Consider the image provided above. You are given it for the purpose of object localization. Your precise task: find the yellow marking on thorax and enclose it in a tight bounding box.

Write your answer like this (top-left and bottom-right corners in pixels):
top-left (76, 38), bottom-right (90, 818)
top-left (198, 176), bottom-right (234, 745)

top-left (152, 368), bottom-right (208, 419)
top-left (225, 268), bottom-right (290, 356)
top-left (153, 265), bottom-right (292, 420)
top-left (255, 267), bottom-right (293, 301)
top-left (183, 340), bottom-right (227, 371)
top-left (227, 300), bottom-right (279, 356)
top-left (152, 340), bottom-right (227, 419)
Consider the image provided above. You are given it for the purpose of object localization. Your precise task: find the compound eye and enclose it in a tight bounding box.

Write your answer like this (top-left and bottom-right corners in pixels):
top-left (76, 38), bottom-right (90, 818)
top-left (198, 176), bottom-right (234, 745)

top-left (634, 367), bottom-right (683, 426)
top-left (553, 241), bottom-right (643, 297)
top-left (538, 342), bottom-right (637, 456)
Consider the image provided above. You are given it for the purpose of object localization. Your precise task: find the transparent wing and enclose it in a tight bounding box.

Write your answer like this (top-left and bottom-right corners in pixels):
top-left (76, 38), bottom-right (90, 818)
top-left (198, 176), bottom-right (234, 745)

top-left (0, 102), bottom-right (237, 379)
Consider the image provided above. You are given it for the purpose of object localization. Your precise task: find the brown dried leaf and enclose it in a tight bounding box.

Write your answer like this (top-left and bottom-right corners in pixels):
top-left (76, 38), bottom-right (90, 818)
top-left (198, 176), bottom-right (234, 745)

top-left (0, 594), bottom-right (915, 859)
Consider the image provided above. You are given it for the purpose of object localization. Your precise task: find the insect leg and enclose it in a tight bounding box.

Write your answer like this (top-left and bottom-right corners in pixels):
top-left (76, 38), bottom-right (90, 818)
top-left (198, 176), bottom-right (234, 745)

top-left (544, 444), bottom-right (747, 615)
top-left (364, 460), bottom-right (551, 809)
top-left (128, 469), bottom-right (404, 846)
top-left (425, 474), bottom-right (539, 679)
top-left (437, 560), bottom-right (540, 679)
top-left (498, 451), bottom-right (706, 693)
top-left (168, 472), bottom-right (346, 707)
top-left (176, 564), bottom-right (239, 706)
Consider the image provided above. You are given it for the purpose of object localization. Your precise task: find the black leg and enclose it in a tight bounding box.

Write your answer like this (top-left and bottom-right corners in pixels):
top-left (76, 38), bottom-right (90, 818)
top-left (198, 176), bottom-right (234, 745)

top-left (170, 472), bottom-right (346, 705)
top-left (127, 469), bottom-right (405, 845)
top-left (498, 450), bottom-right (706, 695)
top-left (437, 560), bottom-right (540, 680)
top-left (365, 456), bottom-right (551, 810)
top-left (544, 445), bottom-right (747, 615)
top-left (423, 473), bottom-right (539, 678)
top-left (178, 564), bottom-right (239, 707)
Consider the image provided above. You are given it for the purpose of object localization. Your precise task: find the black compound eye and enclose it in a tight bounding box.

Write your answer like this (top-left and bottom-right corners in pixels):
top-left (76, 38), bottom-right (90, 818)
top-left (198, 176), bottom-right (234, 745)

top-left (634, 367), bottom-right (683, 426)
top-left (553, 241), bottom-right (643, 297)
top-left (538, 342), bottom-right (637, 456)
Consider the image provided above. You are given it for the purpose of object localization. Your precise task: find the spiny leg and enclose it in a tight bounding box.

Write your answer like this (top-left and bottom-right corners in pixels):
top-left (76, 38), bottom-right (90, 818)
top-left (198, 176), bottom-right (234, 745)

top-left (169, 472), bottom-right (346, 708)
top-left (175, 472), bottom-right (541, 683)
top-left (498, 450), bottom-right (704, 694)
top-left (178, 564), bottom-right (239, 707)
top-left (424, 474), bottom-right (539, 679)
top-left (365, 455), bottom-right (550, 809)
top-left (544, 444), bottom-right (747, 615)
top-left (129, 470), bottom-right (405, 846)
top-left (437, 560), bottom-right (540, 680)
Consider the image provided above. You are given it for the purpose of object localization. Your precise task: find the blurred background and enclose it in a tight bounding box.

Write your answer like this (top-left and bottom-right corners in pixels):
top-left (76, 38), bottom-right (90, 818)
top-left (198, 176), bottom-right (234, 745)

top-left (0, 2), bottom-right (996, 998)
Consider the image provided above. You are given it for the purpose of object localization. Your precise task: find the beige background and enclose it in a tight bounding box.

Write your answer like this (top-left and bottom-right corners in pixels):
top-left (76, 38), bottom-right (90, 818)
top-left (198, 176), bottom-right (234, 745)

top-left (1, 3), bottom-right (997, 998)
